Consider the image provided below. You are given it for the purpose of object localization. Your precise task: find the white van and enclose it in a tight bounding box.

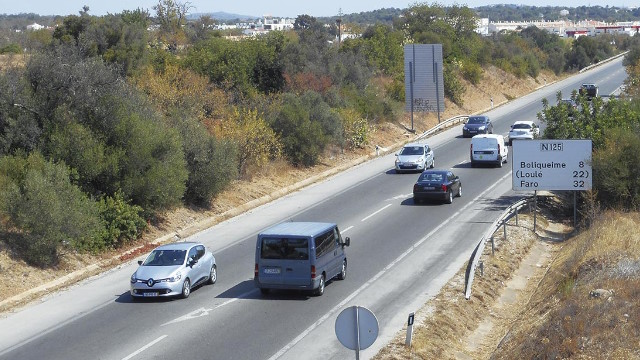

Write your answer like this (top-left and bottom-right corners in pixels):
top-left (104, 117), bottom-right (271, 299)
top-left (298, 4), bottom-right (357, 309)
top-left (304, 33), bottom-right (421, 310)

top-left (254, 222), bottom-right (350, 296)
top-left (470, 134), bottom-right (508, 168)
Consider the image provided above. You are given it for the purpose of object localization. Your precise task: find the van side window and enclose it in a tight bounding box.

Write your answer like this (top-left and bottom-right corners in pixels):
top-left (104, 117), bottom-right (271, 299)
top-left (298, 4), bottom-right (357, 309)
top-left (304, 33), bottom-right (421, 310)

top-left (315, 230), bottom-right (335, 258)
top-left (261, 238), bottom-right (309, 260)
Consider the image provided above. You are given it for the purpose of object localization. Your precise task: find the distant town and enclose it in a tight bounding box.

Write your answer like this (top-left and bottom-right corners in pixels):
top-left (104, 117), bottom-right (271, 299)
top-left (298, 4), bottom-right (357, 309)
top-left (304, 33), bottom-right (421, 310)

top-left (18, 14), bottom-right (640, 42)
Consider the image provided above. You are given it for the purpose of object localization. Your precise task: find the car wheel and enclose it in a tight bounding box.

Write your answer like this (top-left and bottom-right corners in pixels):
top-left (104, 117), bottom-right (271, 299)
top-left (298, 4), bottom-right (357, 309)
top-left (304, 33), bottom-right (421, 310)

top-left (207, 264), bottom-right (217, 285)
top-left (509, 140), bottom-right (512, 146)
top-left (413, 196), bottom-right (421, 204)
top-left (337, 260), bottom-right (347, 280)
top-left (430, 158), bottom-right (435, 168)
top-left (260, 288), bottom-right (270, 295)
top-left (314, 275), bottom-right (325, 296)
top-left (181, 278), bottom-right (191, 299)
top-left (445, 190), bottom-right (453, 204)
top-left (498, 157), bottom-right (503, 168)
top-left (457, 184), bottom-right (462, 197)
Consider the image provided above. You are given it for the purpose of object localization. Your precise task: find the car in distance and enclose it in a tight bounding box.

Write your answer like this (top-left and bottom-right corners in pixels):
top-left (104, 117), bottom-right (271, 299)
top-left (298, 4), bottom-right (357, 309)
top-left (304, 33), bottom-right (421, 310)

top-left (130, 242), bottom-right (217, 299)
top-left (558, 98), bottom-right (579, 117)
top-left (462, 115), bottom-right (493, 138)
top-left (395, 142), bottom-right (435, 173)
top-left (508, 120), bottom-right (539, 146)
top-left (579, 83), bottom-right (598, 100)
top-left (413, 169), bottom-right (462, 204)
top-left (470, 134), bottom-right (508, 168)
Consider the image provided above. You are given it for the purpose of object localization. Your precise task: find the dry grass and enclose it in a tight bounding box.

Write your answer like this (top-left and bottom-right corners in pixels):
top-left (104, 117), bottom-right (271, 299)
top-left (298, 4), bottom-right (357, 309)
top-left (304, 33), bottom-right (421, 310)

top-left (491, 211), bottom-right (640, 359)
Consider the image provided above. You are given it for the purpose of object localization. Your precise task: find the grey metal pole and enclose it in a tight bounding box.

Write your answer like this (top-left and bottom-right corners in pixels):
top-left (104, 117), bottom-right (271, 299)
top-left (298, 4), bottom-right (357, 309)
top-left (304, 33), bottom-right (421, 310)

top-left (503, 221), bottom-right (507, 240)
top-left (534, 191), bottom-right (537, 232)
top-left (355, 306), bottom-right (360, 360)
top-left (574, 191), bottom-right (577, 228)
top-left (515, 206), bottom-right (519, 226)
top-left (410, 61), bottom-right (414, 133)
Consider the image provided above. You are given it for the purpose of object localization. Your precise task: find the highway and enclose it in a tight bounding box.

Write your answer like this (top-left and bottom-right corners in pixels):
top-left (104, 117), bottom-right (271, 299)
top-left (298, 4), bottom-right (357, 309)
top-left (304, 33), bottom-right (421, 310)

top-left (0, 57), bottom-right (627, 360)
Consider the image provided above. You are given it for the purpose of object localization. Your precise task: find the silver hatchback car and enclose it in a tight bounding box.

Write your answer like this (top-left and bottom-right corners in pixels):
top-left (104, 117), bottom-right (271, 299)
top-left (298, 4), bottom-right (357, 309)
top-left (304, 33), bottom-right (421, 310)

top-left (130, 242), bottom-right (217, 299)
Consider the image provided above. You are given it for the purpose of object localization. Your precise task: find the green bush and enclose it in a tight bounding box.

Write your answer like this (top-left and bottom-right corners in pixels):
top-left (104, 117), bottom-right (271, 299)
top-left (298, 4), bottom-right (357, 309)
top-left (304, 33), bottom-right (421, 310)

top-left (0, 43), bottom-right (22, 54)
top-left (0, 152), bottom-right (104, 267)
top-left (592, 128), bottom-right (640, 210)
top-left (166, 110), bottom-right (238, 206)
top-left (444, 63), bottom-right (465, 106)
top-left (270, 94), bottom-right (326, 166)
top-left (98, 191), bottom-right (147, 248)
top-left (461, 59), bottom-right (482, 85)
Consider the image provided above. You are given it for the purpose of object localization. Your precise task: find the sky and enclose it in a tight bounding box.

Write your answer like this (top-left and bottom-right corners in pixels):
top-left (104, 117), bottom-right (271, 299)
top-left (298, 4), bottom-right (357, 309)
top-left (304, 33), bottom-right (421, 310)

top-left (0, 1), bottom-right (636, 18)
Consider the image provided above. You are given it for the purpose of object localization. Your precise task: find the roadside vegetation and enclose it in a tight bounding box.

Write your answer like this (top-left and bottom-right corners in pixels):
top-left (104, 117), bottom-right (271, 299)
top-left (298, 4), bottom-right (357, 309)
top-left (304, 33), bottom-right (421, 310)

top-left (0, 1), bottom-right (633, 271)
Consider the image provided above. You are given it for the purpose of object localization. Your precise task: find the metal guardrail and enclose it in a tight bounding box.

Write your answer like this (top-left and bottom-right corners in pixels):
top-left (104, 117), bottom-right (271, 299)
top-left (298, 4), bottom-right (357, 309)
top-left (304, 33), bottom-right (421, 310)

top-left (417, 115), bottom-right (469, 141)
top-left (464, 196), bottom-right (535, 300)
top-left (578, 51), bottom-right (628, 73)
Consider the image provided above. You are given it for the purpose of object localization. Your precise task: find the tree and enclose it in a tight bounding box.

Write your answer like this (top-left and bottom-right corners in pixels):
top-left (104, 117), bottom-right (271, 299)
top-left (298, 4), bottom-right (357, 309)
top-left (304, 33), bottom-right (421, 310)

top-left (293, 15), bottom-right (317, 31)
top-left (0, 152), bottom-right (105, 267)
top-left (270, 93), bottom-right (326, 167)
top-left (153, 0), bottom-right (193, 52)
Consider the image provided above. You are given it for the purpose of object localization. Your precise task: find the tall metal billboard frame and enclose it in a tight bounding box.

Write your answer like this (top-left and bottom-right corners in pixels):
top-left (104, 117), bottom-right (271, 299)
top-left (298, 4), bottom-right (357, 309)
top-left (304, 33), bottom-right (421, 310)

top-left (404, 44), bottom-right (445, 131)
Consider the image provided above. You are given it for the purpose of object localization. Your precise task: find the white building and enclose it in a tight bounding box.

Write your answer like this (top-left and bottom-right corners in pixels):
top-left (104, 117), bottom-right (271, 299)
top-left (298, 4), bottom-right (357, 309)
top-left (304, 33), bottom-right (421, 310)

top-left (26, 23), bottom-right (44, 31)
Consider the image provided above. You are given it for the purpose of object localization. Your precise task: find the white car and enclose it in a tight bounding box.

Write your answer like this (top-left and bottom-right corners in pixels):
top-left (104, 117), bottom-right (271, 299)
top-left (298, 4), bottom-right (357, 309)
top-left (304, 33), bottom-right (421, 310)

top-left (508, 120), bottom-right (539, 146)
top-left (395, 143), bottom-right (435, 173)
top-left (130, 242), bottom-right (217, 299)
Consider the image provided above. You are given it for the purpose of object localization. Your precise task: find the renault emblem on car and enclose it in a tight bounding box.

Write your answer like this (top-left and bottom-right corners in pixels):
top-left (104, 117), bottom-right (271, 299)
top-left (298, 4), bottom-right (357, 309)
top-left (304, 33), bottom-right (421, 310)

top-left (147, 278), bottom-right (154, 287)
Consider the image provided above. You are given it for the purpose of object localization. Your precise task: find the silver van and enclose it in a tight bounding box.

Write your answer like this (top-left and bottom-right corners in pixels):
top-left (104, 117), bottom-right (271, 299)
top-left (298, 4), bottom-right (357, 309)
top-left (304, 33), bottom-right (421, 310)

top-left (254, 222), bottom-right (350, 296)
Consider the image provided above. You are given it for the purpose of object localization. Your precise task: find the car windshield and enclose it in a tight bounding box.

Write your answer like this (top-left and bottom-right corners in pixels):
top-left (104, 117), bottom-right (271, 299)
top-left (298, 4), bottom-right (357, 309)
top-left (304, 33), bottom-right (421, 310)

top-left (400, 146), bottom-right (424, 155)
top-left (467, 117), bottom-right (486, 124)
top-left (143, 249), bottom-right (186, 266)
top-left (420, 172), bottom-right (444, 182)
top-left (261, 237), bottom-right (309, 260)
top-left (512, 123), bottom-right (532, 130)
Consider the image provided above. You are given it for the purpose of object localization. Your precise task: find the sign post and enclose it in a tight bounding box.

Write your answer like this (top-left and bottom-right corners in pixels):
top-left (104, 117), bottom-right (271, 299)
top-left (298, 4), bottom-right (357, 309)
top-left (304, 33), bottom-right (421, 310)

top-left (405, 312), bottom-right (415, 347)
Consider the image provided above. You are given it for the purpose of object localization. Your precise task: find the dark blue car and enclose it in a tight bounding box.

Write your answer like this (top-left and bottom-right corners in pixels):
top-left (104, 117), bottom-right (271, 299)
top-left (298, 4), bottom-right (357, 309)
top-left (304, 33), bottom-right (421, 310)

top-left (413, 170), bottom-right (462, 204)
top-left (462, 115), bottom-right (493, 138)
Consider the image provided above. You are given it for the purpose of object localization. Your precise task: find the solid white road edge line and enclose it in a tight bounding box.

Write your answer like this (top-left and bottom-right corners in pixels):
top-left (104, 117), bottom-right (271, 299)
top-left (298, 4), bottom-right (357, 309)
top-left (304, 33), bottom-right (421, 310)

top-left (121, 335), bottom-right (167, 360)
top-left (268, 171), bottom-right (512, 360)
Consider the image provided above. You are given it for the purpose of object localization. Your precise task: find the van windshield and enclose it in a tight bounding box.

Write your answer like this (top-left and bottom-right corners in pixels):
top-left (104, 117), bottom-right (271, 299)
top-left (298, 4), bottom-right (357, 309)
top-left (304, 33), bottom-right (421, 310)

top-left (261, 238), bottom-right (309, 260)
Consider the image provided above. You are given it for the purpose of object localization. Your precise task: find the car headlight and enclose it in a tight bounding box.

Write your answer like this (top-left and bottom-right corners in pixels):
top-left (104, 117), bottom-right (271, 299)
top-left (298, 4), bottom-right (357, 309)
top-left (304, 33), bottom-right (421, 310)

top-left (478, 126), bottom-right (485, 130)
top-left (166, 271), bottom-right (182, 282)
top-left (130, 273), bottom-right (137, 283)
top-left (395, 159), bottom-right (400, 165)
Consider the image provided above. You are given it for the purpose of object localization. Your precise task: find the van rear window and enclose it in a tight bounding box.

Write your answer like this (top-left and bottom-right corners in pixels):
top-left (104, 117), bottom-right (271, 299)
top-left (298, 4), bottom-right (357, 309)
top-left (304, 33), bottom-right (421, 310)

top-left (261, 238), bottom-right (309, 260)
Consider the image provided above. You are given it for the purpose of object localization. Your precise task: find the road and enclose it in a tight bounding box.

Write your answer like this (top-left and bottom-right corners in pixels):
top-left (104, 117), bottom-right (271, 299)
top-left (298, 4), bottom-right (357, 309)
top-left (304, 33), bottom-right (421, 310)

top-left (0, 57), bottom-right (627, 360)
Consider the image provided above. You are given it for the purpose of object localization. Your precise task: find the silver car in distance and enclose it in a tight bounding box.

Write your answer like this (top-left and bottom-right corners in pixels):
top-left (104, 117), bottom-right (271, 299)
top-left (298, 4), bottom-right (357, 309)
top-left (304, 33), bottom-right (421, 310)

top-left (130, 242), bottom-right (217, 299)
